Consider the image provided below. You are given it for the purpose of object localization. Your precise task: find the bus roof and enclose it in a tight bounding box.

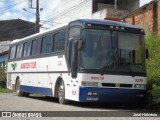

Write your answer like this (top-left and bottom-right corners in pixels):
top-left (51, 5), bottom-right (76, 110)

top-left (11, 19), bottom-right (143, 45)
top-left (69, 19), bottom-right (143, 30)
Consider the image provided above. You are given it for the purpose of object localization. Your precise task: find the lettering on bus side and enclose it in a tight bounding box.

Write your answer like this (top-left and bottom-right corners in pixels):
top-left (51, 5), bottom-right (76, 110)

top-left (21, 62), bottom-right (37, 69)
top-left (58, 61), bottom-right (62, 66)
top-left (91, 77), bottom-right (104, 80)
top-left (21, 62), bottom-right (30, 69)
top-left (31, 62), bottom-right (36, 68)
top-left (72, 90), bottom-right (77, 95)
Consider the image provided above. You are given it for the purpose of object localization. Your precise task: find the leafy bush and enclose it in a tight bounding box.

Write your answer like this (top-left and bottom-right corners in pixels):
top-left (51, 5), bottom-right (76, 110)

top-left (145, 32), bottom-right (160, 108)
top-left (0, 68), bottom-right (6, 88)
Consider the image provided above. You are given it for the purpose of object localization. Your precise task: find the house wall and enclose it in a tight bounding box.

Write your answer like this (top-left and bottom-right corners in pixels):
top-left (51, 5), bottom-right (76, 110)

top-left (124, 1), bottom-right (156, 33)
top-left (0, 19), bottom-right (36, 41)
top-left (0, 41), bottom-right (11, 54)
top-left (0, 54), bottom-right (7, 68)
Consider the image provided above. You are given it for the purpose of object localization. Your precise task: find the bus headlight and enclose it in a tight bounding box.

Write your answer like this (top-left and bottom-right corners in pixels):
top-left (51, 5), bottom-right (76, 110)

top-left (134, 84), bottom-right (146, 89)
top-left (81, 81), bottom-right (98, 87)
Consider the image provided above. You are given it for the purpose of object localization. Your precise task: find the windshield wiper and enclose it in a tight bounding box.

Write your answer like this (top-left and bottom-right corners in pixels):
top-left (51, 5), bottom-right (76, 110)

top-left (100, 55), bottom-right (114, 69)
top-left (100, 59), bottom-right (114, 75)
top-left (101, 62), bottom-right (113, 70)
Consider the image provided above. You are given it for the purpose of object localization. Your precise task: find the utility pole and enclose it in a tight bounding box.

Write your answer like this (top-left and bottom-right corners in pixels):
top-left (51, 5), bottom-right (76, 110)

top-left (36, 0), bottom-right (40, 33)
top-left (28, 0), bottom-right (40, 33)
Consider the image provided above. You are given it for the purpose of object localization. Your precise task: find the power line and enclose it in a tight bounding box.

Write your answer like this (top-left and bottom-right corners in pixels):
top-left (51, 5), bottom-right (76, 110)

top-left (51, 0), bottom-right (91, 22)
top-left (33, 0), bottom-right (78, 27)
top-left (37, 1), bottom-right (89, 24)
top-left (52, 0), bottom-right (88, 17)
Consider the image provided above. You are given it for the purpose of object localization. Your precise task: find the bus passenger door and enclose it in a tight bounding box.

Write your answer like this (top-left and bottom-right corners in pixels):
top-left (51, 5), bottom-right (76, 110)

top-left (65, 40), bottom-right (79, 101)
top-left (65, 26), bottom-right (81, 101)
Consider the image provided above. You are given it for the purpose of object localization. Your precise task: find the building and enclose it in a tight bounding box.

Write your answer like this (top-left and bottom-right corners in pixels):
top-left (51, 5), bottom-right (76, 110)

top-left (0, 19), bottom-right (36, 68)
top-left (0, 41), bottom-right (11, 68)
top-left (124, 0), bottom-right (158, 34)
top-left (123, 0), bottom-right (160, 36)
top-left (0, 52), bottom-right (7, 68)
top-left (0, 19), bottom-right (36, 41)
top-left (52, 0), bottom-right (140, 27)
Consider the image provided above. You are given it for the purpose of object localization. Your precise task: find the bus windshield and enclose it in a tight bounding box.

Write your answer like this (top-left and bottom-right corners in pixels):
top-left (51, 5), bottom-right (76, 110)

top-left (118, 32), bottom-right (144, 73)
top-left (80, 29), bottom-right (114, 70)
top-left (80, 29), bottom-right (145, 74)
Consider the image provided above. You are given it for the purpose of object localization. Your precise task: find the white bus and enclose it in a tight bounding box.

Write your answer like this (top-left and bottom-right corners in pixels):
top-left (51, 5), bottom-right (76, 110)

top-left (7, 19), bottom-right (148, 105)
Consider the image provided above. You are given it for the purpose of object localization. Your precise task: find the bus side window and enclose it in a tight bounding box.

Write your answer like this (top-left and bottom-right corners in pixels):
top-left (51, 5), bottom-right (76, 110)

top-left (31, 38), bottom-right (42, 56)
top-left (41, 34), bottom-right (53, 54)
top-left (53, 30), bottom-right (66, 52)
top-left (16, 43), bottom-right (23, 58)
top-left (23, 41), bottom-right (31, 57)
top-left (10, 46), bottom-right (17, 60)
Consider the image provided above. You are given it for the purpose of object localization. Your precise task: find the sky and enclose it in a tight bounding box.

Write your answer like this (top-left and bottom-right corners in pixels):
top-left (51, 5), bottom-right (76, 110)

top-left (0, 0), bottom-right (152, 31)
top-left (0, 0), bottom-right (61, 31)
top-left (140, 0), bottom-right (152, 6)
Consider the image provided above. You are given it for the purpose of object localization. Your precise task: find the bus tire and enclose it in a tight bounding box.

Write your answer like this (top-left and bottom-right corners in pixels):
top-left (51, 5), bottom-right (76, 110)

top-left (24, 92), bottom-right (30, 97)
top-left (58, 80), bottom-right (68, 104)
top-left (15, 79), bottom-right (24, 96)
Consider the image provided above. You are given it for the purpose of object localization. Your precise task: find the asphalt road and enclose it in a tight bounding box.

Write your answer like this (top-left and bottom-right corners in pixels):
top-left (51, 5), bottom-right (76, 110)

top-left (0, 92), bottom-right (136, 111)
top-left (0, 93), bottom-right (159, 120)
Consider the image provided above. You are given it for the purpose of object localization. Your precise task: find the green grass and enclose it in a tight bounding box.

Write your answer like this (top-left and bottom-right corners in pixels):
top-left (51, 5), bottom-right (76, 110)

top-left (0, 88), bottom-right (15, 93)
top-left (30, 94), bottom-right (43, 97)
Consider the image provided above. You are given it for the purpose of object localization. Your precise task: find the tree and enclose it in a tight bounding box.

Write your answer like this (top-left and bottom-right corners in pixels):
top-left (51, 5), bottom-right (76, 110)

top-left (0, 67), bottom-right (6, 88)
top-left (145, 33), bottom-right (160, 106)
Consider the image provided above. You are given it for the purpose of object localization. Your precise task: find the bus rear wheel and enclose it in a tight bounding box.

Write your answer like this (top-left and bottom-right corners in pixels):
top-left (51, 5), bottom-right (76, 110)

top-left (58, 80), bottom-right (68, 104)
top-left (15, 80), bottom-right (25, 96)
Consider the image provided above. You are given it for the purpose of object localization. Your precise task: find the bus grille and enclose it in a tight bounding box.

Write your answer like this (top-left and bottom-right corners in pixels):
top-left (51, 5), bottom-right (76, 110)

top-left (101, 83), bottom-right (133, 88)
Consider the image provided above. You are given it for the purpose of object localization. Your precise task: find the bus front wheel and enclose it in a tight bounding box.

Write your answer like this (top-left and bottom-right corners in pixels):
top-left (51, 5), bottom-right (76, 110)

top-left (58, 80), bottom-right (68, 104)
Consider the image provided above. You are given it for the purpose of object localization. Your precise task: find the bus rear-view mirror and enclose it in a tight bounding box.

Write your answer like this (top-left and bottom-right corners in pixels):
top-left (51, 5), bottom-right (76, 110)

top-left (71, 40), bottom-right (78, 78)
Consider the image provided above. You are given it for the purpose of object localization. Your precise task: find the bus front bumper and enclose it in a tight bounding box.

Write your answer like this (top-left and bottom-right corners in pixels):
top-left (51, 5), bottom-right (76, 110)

top-left (79, 87), bottom-right (146, 104)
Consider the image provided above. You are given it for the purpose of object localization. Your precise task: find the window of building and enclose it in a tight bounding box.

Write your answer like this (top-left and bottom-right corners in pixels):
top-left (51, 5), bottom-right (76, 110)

top-left (53, 30), bottom-right (66, 52)
top-left (92, 0), bottom-right (115, 13)
top-left (16, 43), bottom-right (23, 58)
top-left (31, 38), bottom-right (42, 56)
top-left (23, 41), bottom-right (31, 57)
top-left (41, 34), bottom-right (53, 54)
top-left (10, 46), bottom-right (16, 60)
